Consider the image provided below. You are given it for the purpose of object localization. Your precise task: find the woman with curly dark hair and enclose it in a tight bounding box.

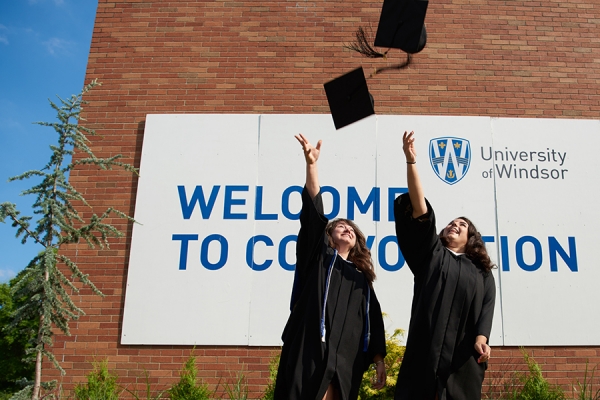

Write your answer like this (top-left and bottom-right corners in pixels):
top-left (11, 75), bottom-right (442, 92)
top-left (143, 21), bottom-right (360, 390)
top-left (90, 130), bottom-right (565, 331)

top-left (274, 134), bottom-right (387, 400)
top-left (393, 131), bottom-right (496, 400)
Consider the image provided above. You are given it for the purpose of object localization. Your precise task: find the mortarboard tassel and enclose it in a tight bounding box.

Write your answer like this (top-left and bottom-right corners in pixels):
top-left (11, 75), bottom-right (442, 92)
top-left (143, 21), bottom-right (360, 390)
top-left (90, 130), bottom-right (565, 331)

top-left (369, 53), bottom-right (412, 77)
top-left (345, 26), bottom-right (388, 59)
top-left (345, 26), bottom-right (414, 77)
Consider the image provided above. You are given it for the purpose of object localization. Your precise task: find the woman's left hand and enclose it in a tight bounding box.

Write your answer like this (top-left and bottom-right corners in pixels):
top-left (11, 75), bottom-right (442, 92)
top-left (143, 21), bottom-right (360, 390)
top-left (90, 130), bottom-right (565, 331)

top-left (372, 361), bottom-right (386, 390)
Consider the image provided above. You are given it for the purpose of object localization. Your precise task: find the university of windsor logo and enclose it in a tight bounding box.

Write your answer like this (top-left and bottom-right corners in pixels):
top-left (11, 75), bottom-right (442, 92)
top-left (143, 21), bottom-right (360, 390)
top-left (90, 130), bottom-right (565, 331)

top-left (429, 137), bottom-right (471, 185)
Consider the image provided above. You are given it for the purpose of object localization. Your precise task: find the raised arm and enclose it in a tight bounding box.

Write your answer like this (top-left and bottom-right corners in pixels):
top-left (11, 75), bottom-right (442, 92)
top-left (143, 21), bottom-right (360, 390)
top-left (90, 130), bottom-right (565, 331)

top-left (295, 133), bottom-right (322, 199)
top-left (403, 131), bottom-right (427, 218)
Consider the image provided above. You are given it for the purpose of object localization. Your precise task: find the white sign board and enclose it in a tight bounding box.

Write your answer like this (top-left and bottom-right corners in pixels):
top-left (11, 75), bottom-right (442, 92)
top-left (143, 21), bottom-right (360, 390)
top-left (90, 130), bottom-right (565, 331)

top-left (121, 114), bottom-right (600, 346)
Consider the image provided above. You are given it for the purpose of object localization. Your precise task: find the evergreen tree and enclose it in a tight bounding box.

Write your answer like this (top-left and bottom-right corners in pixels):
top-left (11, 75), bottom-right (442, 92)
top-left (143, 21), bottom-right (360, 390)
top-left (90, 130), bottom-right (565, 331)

top-left (0, 80), bottom-right (137, 400)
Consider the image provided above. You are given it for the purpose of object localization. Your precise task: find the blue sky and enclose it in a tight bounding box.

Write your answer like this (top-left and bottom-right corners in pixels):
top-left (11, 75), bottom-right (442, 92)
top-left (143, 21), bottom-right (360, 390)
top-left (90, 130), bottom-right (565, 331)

top-left (0, 0), bottom-right (98, 283)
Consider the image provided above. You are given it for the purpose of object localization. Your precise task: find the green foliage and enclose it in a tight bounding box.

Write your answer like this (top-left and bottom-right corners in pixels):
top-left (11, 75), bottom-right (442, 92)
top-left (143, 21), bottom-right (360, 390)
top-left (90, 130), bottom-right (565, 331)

top-left (573, 362), bottom-right (600, 400)
top-left (514, 349), bottom-right (566, 400)
top-left (261, 353), bottom-right (280, 400)
top-left (358, 328), bottom-right (405, 400)
top-left (487, 348), bottom-right (567, 400)
top-left (0, 273), bottom-right (37, 395)
top-left (122, 369), bottom-right (166, 400)
top-left (220, 367), bottom-right (249, 400)
top-left (0, 80), bottom-right (137, 398)
top-left (168, 355), bottom-right (212, 400)
top-left (6, 385), bottom-right (32, 400)
top-left (74, 360), bottom-right (120, 400)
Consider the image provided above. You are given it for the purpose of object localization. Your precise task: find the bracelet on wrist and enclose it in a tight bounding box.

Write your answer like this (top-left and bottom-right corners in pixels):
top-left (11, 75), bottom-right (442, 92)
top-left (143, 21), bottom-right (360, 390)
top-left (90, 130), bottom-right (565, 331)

top-left (406, 161), bottom-right (416, 164)
top-left (375, 360), bottom-right (384, 365)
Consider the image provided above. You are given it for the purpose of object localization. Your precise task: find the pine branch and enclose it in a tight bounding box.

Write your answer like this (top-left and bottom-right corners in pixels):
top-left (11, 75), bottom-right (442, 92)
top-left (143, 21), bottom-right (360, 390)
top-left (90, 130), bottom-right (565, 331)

top-left (0, 203), bottom-right (45, 246)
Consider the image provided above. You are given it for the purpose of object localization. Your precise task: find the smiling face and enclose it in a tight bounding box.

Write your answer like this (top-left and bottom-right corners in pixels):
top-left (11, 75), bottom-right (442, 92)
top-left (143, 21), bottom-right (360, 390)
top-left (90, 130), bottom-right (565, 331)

top-left (330, 220), bottom-right (357, 250)
top-left (442, 218), bottom-right (470, 251)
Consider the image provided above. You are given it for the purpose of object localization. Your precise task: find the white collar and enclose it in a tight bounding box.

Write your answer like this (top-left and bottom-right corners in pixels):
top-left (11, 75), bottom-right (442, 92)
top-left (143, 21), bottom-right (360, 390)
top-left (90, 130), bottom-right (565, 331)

top-left (447, 248), bottom-right (465, 256)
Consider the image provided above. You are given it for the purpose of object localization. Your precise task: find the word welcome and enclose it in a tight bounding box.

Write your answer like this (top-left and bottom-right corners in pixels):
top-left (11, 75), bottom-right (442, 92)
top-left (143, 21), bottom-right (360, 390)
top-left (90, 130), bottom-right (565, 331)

top-left (177, 185), bottom-right (408, 222)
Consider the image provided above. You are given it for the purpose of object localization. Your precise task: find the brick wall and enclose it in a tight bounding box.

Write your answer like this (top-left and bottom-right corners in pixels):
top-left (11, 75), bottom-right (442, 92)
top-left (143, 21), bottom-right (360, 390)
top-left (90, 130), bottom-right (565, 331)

top-left (49, 0), bottom-right (600, 397)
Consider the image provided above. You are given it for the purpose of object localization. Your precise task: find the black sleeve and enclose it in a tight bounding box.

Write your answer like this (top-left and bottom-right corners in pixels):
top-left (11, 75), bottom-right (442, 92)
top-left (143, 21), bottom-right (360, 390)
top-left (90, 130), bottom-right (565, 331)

top-left (475, 272), bottom-right (496, 340)
top-left (289, 186), bottom-right (329, 310)
top-left (365, 288), bottom-right (387, 369)
top-left (393, 193), bottom-right (439, 277)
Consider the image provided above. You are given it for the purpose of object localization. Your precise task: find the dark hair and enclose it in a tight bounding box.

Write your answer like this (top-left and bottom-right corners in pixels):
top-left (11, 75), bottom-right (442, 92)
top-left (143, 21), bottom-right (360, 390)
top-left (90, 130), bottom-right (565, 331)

top-left (325, 218), bottom-right (376, 285)
top-left (439, 216), bottom-right (496, 273)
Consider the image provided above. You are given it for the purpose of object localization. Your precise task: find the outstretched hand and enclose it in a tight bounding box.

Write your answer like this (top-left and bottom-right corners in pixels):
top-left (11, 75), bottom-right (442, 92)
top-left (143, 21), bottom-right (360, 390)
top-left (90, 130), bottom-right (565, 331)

top-left (295, 133), bottom-right (322, 165)
top-left (402, 131), bottom-right (417, 163)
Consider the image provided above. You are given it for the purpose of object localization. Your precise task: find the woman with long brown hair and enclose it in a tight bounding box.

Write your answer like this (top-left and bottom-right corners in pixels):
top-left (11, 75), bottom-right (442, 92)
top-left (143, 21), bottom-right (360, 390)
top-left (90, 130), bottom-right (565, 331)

top-left (393, 131), bottom-right (496, 399)
top-left (274, 134), bottom-right (387, 400)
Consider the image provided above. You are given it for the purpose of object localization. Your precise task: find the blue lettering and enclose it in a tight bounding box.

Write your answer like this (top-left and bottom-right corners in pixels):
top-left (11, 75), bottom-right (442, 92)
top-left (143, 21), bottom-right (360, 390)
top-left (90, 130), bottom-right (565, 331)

top-left (223, 185), bottom-right (249, 219)
top-left (172, 234), bottom-right (199, 270)
top-left (516, 236), bottom-right (542, 272)
top-left (255, 186), bottom-right (278, 220)
top-left (482, 236), bottom-right (495, 244)
top-left (320, 186), bottom-right (340, 219)
top-left (482, 236), bottom-right (500, 270)
top-left (548, 236), bottom-right (578, 272)
top-left (378, 235), bottom-right (405, 271)
top-left (388, 188), bottom-right (408, 221)
top-left (279, 235), bottom-right (297, 271)
top-left (366, 235), bottom-right (375, 250)
top-left (500, 236), bottom-right (510, 271)
top-left (200, 234), bottom-right (228, 270)
top-left (348, 187), bottom-right (380, 221)
top-left (281, 185), bottom-right (302, 220)
top-left (178, 185), bottom-right (220, 219)
top-left (246, 235), bottom-right (273, 271)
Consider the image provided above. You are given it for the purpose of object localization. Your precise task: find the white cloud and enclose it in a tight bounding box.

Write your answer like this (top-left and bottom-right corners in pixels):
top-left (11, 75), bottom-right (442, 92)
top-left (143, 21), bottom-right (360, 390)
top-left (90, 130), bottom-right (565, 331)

top-left (27, 0), bottom-right (65, 5)
top-left (0, 268), bottom-right (17, 283)
top-left (42, 37), bottom-right (74, 56)
top-left (0, 24), bottom-right (7, 45)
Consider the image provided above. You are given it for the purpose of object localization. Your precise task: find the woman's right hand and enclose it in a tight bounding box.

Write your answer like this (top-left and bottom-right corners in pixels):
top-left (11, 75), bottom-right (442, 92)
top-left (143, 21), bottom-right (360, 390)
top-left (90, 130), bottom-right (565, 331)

top-left (403, 131), bottom-right (417, 163)
top-left (295, 133), bottom-right (322, 165)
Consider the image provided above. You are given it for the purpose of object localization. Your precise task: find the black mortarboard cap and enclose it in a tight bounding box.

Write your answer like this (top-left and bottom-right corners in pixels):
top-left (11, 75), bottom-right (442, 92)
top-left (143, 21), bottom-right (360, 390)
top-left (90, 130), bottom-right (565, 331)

top-left (374, 0), bottom-right (428, 54)
top-left (323, 67), bottom-right (375, 130)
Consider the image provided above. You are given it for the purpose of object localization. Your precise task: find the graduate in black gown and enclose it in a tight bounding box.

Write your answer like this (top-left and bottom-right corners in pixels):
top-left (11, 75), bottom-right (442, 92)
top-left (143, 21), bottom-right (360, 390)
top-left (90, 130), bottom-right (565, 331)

top-left (393, 131), bottom-right (496, 400)
top-left (274, 134), bottom-right (387, 400)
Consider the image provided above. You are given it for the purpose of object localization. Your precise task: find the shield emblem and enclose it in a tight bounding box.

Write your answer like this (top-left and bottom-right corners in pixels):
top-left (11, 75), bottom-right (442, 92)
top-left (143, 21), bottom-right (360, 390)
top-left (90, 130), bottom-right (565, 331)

top-left (429, 137), bottom-right (471, 185)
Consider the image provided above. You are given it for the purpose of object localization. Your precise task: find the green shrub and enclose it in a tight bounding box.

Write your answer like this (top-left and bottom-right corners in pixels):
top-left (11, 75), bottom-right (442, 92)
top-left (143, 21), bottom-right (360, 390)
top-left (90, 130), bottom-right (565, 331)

top-left (0, 390), bottom-right (13, 400)
top-left (6, 385), bottom-right (33, 400)
top-left (261, 352), bottom-right (280, 400)
top-left (74, 360), bottom-right (120, 400)
top-left (514, 349), bottom-right (565, 400)
top-left (168, 355), bottom-right (212, 400)
top-left (221, 367), bottom-right (249, 400)
top-left (573, 362), bottom-right (600, 400)
top-left (122, 369), bottom-right (167, 400)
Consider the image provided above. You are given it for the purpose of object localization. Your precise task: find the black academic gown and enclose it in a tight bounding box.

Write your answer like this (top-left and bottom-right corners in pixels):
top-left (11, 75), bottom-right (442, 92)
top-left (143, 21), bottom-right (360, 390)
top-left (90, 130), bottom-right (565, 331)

top-left (393, 194), bottom-right (495, 400)
top-left (274, 187), bottom-right (386, 400)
